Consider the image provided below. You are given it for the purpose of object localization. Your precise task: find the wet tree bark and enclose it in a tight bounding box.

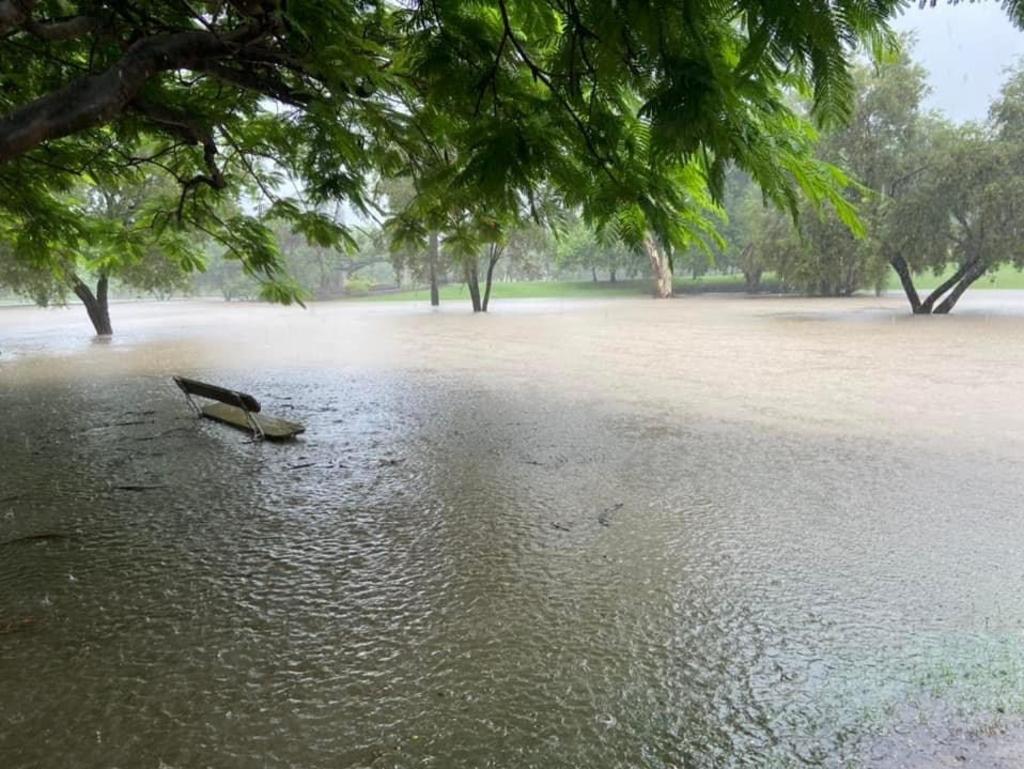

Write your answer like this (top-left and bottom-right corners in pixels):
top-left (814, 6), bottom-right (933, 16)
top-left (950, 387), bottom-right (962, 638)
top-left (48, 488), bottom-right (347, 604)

top-left (642, 234), bottom-right (673, 298)
top-left (933, 260), bottom-right (987, 314)
top-left (464, 261), bottom-right (482, 312)
top-left (743, 269), bottom-right (762, 292)
top-left (72, 273), bottom-right (112, 336)
top-left (889, 254), bottom-right (923, 313)
top-left (481, 244), bottom-right (503, 312)
top-left (428, 231), bottom-right (440, 307)
top-left (890, 254), bottom-right (986, 315)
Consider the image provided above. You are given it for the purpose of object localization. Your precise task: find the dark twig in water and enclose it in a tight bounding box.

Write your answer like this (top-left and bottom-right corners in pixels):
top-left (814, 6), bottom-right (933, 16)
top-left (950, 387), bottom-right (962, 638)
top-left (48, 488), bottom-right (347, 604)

top-left (597, 502), bottom-right (623, 527)
top-left (551, 522), bottom-right (571, 532)
top-left (112, 484), bottom-right (168, 492)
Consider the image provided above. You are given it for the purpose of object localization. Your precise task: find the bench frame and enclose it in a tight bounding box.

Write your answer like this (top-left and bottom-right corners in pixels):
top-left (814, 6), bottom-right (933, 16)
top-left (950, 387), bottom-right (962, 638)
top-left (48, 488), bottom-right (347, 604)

top-left (173, 376), bottom-right (266, 439)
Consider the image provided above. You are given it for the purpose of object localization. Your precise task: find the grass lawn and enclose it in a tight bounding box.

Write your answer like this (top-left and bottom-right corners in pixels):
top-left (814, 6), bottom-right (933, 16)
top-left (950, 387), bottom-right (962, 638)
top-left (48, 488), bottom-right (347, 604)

top-left (354, 273), bottom-right (780, 302)
top-left (885, 262), bottom-right (1024, 291)
top-left (355, 264), bottom-right (1024, 303)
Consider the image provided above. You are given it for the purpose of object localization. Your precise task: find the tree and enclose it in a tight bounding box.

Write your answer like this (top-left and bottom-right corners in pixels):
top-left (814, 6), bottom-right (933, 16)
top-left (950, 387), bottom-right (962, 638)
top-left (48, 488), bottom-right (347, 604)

top-left (379, 177), bottom-right (447, 306)
top-left (0, 170), bottom-right (202, 334)
top-left (499, 222), bottom-right (553, 282)
top-left (442, 212), bottom-right (514, 313)
top-left (706, 48), bottom-right (936, 300)
top-left (0, 2), bottom-right (378, 303)
top-left (555, 220), bottom-right (639, 283)
top-left (756, 50), bottom-right (927, 298)
top-left (706, 170), bottom-right (771, 293)
top-left (275, 221), bottom-right (387, 300)
top-left (192, 251), bottom-right (258, 302)
top-left (886, 119), bottom-right (1024, 313)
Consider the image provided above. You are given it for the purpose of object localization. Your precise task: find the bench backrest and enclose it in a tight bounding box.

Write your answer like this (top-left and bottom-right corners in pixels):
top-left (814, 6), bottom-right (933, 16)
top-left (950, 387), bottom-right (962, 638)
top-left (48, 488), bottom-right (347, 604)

top-left (173, 376), bottom-right (261, 413)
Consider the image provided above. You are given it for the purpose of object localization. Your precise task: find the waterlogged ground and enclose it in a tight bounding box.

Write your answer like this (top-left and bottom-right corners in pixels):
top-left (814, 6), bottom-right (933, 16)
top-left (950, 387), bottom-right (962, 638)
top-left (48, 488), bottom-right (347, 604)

top-left (2, 295), bottom-right (1024, 768)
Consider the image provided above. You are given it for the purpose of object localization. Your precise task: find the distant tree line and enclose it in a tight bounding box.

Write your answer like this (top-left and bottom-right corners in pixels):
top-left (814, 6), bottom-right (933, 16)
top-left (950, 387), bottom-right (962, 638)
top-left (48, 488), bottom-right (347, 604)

top-left (712, 46), bottom-right (1024, 314)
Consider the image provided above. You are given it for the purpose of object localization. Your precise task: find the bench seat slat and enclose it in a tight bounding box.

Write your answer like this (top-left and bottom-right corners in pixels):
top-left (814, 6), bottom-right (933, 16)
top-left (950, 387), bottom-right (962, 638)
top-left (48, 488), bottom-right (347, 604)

top-left (200, 403), bottom-right (305, 440)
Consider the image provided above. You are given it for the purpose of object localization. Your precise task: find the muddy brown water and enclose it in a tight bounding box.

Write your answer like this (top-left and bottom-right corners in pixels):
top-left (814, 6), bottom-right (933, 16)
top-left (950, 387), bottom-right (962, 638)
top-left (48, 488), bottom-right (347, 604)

top-left (2, 295), bottom-right (1024, 768)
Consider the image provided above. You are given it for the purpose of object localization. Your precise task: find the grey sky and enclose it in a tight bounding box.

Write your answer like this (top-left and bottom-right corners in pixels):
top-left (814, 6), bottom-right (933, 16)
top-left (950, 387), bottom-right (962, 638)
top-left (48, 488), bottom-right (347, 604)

top-left (893, 2), bottom-right (1024, 122)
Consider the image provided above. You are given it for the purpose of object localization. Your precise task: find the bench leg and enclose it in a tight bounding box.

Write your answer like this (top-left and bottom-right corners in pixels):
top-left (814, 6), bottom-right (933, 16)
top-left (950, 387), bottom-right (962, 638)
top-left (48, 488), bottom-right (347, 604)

top-left (181, 391), bottom-right (201, 417)
top-left (243, 410), bottom-right (265, 441)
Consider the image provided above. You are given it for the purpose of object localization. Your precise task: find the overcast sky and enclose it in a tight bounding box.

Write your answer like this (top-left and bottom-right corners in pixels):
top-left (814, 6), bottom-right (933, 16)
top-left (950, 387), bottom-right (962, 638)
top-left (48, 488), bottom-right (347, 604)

top-left (894, 2), bottom-right (1024, 122)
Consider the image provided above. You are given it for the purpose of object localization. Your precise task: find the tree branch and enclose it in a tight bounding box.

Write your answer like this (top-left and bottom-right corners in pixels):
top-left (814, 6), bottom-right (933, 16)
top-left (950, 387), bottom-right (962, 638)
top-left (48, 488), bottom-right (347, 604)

top-left (24, 15), bottom-right (100, 41)
top-left (495, 0), bottom-right (619, 184)
top-left (0, 23), bottom-right (268, 162)
top-left (192, 62), bottom-right (313, 107)
top-left (933, 259), bottom-right (987, 314)
top-left (129, 98), bottom-right (227, 220)
top-left (222, 128), bottom-right (278, 204)
top-left (0, 0), bottom-right (36, 35)
top-left (920, 257), bottom-right (981, 312)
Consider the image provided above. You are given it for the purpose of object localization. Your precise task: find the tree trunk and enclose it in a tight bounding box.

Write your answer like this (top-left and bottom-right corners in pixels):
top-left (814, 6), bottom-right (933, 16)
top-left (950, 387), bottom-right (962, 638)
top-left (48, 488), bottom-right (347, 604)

top-left (591, 266), bottom-right (598, 282)
top-left (933, 261), bottom-right (987, 314)
top-left (464, 261), bottom-right (482, 312)
top-left (609, 268), bottom-right (617, 283)
top-left (642, 234), bottom-right (673, 298)
top-left (919, 258), bottom-right (982, 314)
top-left (891, 254), bottom-right (987, 315)
top-left (72, 273), bottom-right (112, 336)
top-left (743, 268), bottom-right (762, 293)
top-left (889, 254), bottom-right (923, 313)
top-left (481, 247), bottom-right (502, 312)
top-left (428, 231), bottom-right (440, 307)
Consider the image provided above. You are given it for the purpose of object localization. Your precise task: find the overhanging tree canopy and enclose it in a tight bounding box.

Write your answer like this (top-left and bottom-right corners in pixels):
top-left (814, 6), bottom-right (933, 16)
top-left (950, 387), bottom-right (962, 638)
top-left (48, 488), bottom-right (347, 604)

top-left (1, 1), bottom-right (1021, 305)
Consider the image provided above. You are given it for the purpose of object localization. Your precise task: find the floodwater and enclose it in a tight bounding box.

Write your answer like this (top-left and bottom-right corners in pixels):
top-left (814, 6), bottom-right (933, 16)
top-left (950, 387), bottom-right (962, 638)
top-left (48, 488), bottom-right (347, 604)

top-left (2, 294), bottom-right (1024, 768)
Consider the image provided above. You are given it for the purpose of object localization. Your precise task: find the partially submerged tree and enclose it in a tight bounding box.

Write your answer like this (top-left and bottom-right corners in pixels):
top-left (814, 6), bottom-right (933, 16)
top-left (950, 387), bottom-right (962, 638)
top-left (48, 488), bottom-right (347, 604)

top-left (759, 46), bottom-right (1024, 312)
top-left (0, 171), bottom-right (202, 334)
top-left (0, 1), bottom-right (374, 307)
top-left (886, 121), bottom-right (1024, 313)
top-left (748, 50), bottom-right (925, 298)
top-left (441, 212), bottom-right (515, 313)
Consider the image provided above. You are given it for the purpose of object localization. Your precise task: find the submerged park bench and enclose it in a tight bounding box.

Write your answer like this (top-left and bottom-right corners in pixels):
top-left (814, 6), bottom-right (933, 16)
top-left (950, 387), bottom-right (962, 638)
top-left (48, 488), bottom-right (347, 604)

top-left (173, 376), bottom-right (305, 441)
